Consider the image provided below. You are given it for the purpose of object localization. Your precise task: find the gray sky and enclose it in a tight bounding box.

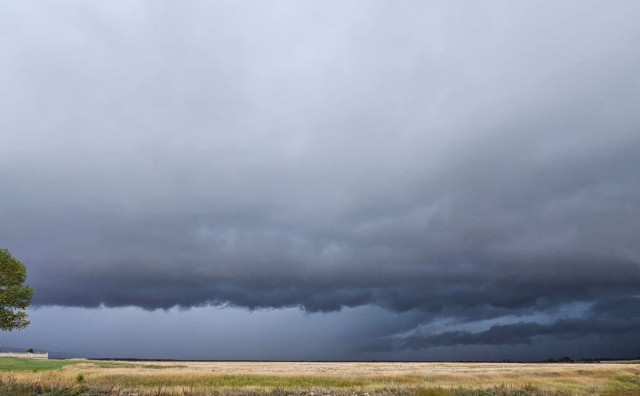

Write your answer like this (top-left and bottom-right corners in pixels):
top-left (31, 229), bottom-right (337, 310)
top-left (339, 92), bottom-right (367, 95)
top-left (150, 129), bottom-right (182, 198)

top-left (1, 1), bottom-right (639, 360)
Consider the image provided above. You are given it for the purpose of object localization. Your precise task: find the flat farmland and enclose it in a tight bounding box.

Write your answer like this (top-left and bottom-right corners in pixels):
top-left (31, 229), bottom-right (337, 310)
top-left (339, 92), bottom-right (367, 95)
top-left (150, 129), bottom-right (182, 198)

top-left (1, 359), bottom-right (639, 396)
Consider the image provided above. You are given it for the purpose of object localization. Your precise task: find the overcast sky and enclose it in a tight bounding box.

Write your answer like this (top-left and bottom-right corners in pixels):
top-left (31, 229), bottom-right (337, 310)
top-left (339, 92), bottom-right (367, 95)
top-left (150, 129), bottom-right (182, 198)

top-left (1, 1), bottom-right (639, 360)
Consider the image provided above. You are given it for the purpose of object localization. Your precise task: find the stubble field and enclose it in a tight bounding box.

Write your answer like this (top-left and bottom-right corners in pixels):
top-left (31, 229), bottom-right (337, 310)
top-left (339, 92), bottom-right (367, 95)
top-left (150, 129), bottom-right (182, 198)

top-left (1, 359), bottom-right (639, 396)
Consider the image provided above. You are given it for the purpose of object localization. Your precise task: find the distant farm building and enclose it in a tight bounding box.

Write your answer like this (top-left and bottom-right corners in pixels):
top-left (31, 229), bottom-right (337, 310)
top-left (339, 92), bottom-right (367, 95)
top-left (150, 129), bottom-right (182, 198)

top-left (0, 352), bottom-right (49, 359)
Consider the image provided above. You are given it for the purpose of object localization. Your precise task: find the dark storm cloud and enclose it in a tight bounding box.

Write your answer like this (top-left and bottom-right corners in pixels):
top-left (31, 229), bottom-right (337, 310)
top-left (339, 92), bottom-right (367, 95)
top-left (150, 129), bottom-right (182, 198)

top-left (399, 318), bottom-right (640, 349)
top-left (385, 298), bottom-right (640, 350)
top-left (2, 0), bottom-right (640, 355)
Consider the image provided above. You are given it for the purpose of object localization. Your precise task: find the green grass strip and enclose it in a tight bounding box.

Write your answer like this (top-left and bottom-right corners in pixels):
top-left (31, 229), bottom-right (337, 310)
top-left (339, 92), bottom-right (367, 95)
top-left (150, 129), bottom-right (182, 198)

top-left (0, 358), bottom-right (132, 372)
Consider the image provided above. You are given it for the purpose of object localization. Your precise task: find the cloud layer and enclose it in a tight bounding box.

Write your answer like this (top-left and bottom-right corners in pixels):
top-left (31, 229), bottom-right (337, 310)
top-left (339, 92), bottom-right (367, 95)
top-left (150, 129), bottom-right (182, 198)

top-left (1, 1), bottom-right (639, 357)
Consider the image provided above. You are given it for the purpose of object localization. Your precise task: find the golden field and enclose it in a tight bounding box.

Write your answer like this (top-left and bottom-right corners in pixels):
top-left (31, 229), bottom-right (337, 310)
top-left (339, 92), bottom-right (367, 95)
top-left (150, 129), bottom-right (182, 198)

top-left (1, 359), bottom-right (639, 396)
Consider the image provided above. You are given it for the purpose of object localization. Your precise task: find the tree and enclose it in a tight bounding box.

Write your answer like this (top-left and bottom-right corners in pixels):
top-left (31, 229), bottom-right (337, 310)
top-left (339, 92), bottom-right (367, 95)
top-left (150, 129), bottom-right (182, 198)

top-left (0, 248), bottom-right (33, 331)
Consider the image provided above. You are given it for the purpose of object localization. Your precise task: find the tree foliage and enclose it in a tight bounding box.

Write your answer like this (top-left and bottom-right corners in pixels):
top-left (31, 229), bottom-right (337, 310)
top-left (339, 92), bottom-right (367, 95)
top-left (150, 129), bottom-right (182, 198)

top-left (0, 248), bottom-right (33, 331)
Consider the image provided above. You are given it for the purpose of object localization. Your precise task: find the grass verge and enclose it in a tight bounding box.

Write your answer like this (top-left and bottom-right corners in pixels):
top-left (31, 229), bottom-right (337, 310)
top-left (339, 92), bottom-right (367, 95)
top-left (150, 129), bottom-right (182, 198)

top-left (0, 382), bottom-right (576, 396)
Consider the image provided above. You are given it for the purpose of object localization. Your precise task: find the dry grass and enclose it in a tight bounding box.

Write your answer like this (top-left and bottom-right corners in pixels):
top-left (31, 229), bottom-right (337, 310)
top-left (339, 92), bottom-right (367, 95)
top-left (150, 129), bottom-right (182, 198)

top-left (1, 359), bottom-right (639, 395)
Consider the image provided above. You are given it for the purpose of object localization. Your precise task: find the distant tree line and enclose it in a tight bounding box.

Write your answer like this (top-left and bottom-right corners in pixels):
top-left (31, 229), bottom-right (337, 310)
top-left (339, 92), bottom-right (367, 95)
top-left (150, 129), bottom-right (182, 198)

top-left (544, 357), bottom-right (640, 363)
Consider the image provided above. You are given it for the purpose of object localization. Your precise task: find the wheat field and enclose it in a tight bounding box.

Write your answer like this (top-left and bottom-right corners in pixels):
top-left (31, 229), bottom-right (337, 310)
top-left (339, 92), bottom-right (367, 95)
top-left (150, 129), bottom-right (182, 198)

top-left (1, 359), bottom-right (639, 395)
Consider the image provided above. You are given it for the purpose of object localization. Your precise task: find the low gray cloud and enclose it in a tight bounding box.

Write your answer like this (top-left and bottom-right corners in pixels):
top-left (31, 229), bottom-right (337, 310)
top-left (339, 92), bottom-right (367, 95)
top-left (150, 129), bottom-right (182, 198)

top-left (1, 1), bottom-right (640, 358)
top-left (400, 318), bottom-right (640, 349)
top-left (396, 299), bottom-right (640, 349)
